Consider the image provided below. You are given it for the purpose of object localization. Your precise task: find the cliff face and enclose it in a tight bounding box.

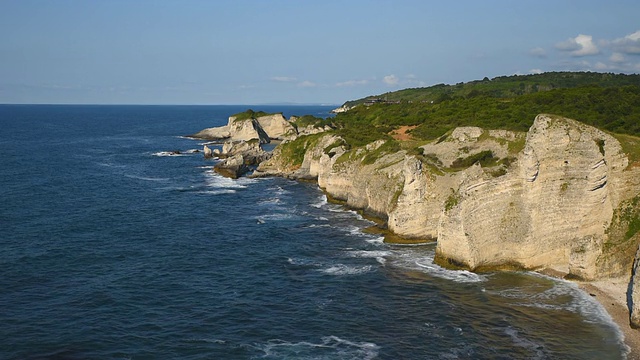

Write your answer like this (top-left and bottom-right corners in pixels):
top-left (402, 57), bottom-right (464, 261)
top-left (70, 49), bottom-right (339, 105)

top-left (190, 113), bottom-right (295, 142)
top-left (632, 245), bottom-right (640, 328)
top-left (256, 114), bottom-right (640, 280)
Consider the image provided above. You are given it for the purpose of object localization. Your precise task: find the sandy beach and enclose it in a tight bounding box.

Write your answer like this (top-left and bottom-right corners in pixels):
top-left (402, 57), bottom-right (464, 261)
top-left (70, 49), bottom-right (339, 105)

top-left (540, 267), bottom-right (639, 359)
top-left (578, 277), bottom-right (640, 360)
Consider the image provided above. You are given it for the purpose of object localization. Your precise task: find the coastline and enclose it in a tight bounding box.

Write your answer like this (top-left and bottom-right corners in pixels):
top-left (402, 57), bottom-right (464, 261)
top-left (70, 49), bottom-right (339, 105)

top-left (541, 267), bottom-right (639, 358)
top-left (579, 277), bottom-right (640, 359)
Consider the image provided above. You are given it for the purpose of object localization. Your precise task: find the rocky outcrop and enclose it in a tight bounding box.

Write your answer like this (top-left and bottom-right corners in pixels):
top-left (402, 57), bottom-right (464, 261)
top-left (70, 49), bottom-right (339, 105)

top-left (191, 113), bottom-right (296, 143)
top-left (214, 154), bottom-right (250, 179)
top-left (203, 145), bottom-right (213, 159)
top-left (257, 114), bottom-right (640, 280)
top-left (632, 245), bottom-right (640, 328)
top-left (255, 114), bottom-right (297, 140)
top-left (213, 139), bottom-right (272, 179)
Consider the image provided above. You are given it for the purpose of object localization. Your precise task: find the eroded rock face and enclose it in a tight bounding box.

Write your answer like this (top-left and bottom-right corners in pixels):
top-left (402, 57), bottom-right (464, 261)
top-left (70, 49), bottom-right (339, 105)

top-left (259, 114), bottom-right (640, 280)
top-left (190, 116), bottom-right (271, 143)
top-left (203, 145), bottom-right (213, 159)
top-left (214, 154), bottom-right (249, 179)
top-left (631, 245), bottom-right (640, 328)
top-left (256, 114), bottom-right (297, 140)
top-left (436, 115), bottom-right (639, 277)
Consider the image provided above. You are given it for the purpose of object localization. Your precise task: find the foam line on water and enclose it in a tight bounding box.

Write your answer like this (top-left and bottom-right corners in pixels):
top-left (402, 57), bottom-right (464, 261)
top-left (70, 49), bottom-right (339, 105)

top-left (390, 248), bottom-right (486, 283)
top-left (124, 174), bottom-right (170, 182)
top-left (254, 336), bottom-right (379, 360)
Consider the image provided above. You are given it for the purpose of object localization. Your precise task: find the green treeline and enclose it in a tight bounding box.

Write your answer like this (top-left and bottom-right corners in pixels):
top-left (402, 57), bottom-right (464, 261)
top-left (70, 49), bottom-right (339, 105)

top-left (328, 73), bottom-right (640, 144)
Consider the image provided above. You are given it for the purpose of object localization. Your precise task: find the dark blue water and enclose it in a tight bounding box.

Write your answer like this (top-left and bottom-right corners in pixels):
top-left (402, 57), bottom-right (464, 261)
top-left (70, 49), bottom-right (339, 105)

top-left (0, 105), bottom-right (629, 359)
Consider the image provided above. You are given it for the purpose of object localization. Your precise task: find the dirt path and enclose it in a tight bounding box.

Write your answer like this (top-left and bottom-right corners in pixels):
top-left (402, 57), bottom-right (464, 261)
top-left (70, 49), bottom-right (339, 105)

top-left (390, 125), bottom-right (418, 141)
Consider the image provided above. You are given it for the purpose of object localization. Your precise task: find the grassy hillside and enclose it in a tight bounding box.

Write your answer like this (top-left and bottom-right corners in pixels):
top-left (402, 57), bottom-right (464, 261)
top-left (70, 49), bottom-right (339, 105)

top-left (323, 72), bottom-right (640, 146)
top-left (343, 71), bottom-right (640, 107)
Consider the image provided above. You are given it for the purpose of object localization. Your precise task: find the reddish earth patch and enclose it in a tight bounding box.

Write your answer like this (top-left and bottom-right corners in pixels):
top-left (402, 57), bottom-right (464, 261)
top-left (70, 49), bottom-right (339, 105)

top-left (390, 125), bottom-right (418, 141)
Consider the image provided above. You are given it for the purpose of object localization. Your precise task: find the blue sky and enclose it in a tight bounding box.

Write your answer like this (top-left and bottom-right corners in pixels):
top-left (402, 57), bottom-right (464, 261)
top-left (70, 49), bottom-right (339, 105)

top-left (1, 0), bottom-right (639, 105)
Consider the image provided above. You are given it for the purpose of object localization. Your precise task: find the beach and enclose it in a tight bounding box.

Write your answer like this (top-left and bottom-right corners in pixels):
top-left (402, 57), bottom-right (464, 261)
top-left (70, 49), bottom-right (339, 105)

top-left (579, 277), bottom-right (640, 359)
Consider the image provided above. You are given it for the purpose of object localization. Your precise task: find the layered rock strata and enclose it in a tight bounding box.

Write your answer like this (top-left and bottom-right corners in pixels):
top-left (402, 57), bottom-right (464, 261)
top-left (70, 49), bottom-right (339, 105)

top-left (256, 114), bottom-right (640, 281)
top-left (213, 140), bottom-right (271, 179)
top-left (632, 244), bottom-right (640, 328)
top-left (191, 113), bottom-right (295, 142)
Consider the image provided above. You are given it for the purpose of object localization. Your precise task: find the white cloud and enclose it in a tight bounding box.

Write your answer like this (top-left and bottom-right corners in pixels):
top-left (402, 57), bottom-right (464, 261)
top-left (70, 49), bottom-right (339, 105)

top-left (555, 34), bottom-right (600, 56)
top-left (610, 52), bottom-right (626, 63)
top-left (271, 76), bottom-right (297, 82)
top-left (594, 62), bottom-right (610, 70)
top-left (529, 69), bottom-right (543, 74)
top-left (336, 79), bottom-right (369, 87)
top-left (298, 80), bottom-right (316, 88)
top-left (529, 47), bottom-right (547, 58)
top-left (611, 30), bottom-right (640, 54)
top-left (383, 74), bottom-right (399, 86)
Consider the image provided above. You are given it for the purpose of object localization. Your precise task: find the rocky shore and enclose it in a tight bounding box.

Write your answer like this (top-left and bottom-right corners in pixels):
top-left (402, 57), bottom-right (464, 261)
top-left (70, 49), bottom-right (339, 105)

top-left (192, 111), bottom-right (640, 356)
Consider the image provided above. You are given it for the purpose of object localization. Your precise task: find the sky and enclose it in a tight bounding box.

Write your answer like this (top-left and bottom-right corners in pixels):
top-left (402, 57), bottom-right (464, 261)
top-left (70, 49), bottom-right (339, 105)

top-left (1, 0), bottom-right (639, 105)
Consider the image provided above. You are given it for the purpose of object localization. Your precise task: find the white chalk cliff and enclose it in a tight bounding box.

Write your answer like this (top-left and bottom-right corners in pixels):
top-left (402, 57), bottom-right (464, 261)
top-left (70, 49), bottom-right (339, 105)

top-left (191, 113), bottom-right (295, 142)
top-left (256, 114), bottom-right (640, 282)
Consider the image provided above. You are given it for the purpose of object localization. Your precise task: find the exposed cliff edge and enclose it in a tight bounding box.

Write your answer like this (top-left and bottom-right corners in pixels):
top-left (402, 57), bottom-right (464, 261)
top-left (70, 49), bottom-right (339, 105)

top-left (254, 114), bottom-right (640, 282)
top-left (190, 112), bottom-right (296, 142)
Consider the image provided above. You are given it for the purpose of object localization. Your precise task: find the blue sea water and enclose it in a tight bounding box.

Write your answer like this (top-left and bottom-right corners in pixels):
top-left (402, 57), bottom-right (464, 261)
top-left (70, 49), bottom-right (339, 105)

top-left (0, 104), bottom-right (630, 359)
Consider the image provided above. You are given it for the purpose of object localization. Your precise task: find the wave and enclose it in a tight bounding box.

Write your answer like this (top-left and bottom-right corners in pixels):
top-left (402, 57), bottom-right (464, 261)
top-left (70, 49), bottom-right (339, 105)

top-left (504, 326), bottom-right (547, 360)
top-left (310, 194), bottom-right (328, 208)
top-left (255, 213), bottom-right (297, 222)
top-left (124, 174), bottom-right (170, 182)
top-left (254, 336), bottom-right (379, 360)
top-left (197, 189), bottom-right (237, 195)
top-left (151, 151), bottom-right (187, 157)
top-left (319, 264), bottom-right (374, 276)
top-left (389, 248), bottom-right (486, 283)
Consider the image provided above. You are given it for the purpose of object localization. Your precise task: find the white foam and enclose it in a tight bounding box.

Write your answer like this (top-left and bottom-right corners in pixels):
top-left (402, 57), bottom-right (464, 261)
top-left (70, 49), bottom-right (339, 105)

top-left (319, 264), bottom-right (373, 276)
top-left (389, 248), bottom-right (486, 283)
top-left (203, 169), bottom-right (249, 189)
top-left (491, 273), bottom-right (630, 357)
top-left (255, 213), bottom-right (295, 222)
top-left (310, 194), bottom-right (328, 208)
top-left (256, 336), bottom-right (379, 360)
top-left (347, 250), bottom-right (393, 259)
top-left (305, 224), bottom-right (331, 228)
top-left (198, 189), bottom-right (237, 195)
top-left (414, 260), bottom-right (485, 283)
top-left (152, 151), bottom-right (186, 157)
top-left (504, 327), bottom-right (546, 360)
top-left (124, 174), bottom-right (170, 182)
top-left (366, 236), bottom-right (385, 244)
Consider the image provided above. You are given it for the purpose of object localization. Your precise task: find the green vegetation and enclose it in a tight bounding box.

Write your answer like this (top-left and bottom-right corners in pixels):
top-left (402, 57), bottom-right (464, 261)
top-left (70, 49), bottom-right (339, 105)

top-left (290, 114), bottom-right (331, 130)
top-left (344, 71), bottom-right (640, 107)
top-left (231, 109), bottom-right (278, 121)
top-left (450, 150), bottom-right (497, 169)
top-left (444, 189), bottom-right (460, 212)
top-left (278, 133), bottom-right (324, 168)
top-left (257, 72), bottom-right (640, 167)
top-left (333, 84), bottom-right (640, 143)
top-left (362, 140), bottom-right (402, 165)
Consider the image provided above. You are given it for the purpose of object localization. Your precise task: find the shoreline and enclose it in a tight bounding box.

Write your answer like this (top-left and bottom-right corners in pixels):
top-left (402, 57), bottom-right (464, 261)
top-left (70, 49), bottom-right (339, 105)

top-left (579, 278), bottom-right (640, 359)
top-left (541, 267), bottom-right (639, 359)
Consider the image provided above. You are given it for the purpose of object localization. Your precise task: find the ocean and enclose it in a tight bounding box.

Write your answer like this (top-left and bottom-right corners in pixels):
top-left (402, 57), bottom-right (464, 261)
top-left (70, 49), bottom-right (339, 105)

top-left (0, 104), bottom-right (629, 359)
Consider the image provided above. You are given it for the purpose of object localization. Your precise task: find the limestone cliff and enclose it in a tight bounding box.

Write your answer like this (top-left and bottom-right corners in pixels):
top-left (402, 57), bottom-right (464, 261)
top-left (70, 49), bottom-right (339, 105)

top-left (256, 114), bottom-right (640, 281)
top-left (632, 244), bottom-right (640, 328)
top-left (190, 114), bottom-right (274, 143)
top-left (255, 114), bottom-right (297, 140)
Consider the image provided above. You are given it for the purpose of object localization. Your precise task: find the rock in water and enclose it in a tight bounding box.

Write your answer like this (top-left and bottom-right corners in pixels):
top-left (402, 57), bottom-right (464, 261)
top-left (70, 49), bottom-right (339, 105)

top-left (203, 145), bottom-right (213, 159)
top-left (214, 154), bottom-right (249, 179)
